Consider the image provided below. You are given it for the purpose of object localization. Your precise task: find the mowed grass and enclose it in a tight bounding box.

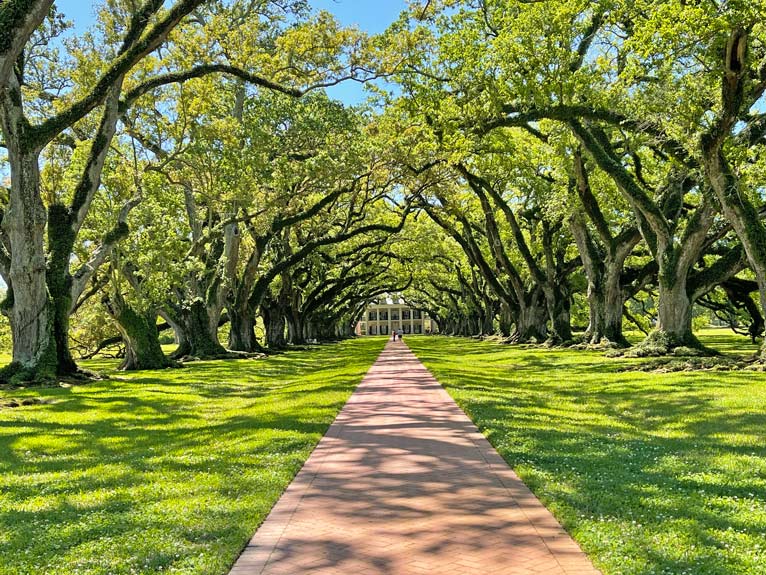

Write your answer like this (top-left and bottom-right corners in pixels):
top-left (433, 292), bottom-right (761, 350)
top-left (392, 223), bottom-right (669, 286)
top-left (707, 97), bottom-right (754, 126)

top-left (0, 338), bottom-right (386, 575)
top-left (406, 330), bottom-right (766, 575)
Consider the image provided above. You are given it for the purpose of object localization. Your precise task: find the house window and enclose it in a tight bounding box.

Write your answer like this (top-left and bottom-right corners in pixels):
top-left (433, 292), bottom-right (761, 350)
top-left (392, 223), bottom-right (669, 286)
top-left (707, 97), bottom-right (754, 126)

top-left (392, 310), bottom-right (399, 320)
top-left (380, 325), bottom-right (389, 335)
top-left (404, 324), bottom-right (411, 334)
top-left (414, 323), bottom-right (422, 334)
top-left (369, 325), bottom-right (377, 335)
top-left (413, 310), bottom-right (422, 319)
top-left (368, 310), bottom-right (377, 321)
top-left (402, 309), bottom-right (411, 320)
top-left (379, 310), bottom-right (388, 320)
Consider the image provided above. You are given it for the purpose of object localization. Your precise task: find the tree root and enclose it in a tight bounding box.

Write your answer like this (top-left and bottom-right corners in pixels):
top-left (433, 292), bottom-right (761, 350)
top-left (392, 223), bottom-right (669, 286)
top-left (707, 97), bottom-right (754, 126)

top-left (177, 350), bottom-right (267, 362)
top-left (617, 355), bottom-right (751, 373)
top-left (607, 330), bottom-right (718, 359)
top-left (0, 397), bottom-right (56, 409)
top-left (0, 362), bottom-right (103, 388)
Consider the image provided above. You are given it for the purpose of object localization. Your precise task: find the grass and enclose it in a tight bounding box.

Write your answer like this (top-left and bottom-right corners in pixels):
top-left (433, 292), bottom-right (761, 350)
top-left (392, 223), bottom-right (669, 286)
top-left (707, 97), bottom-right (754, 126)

top-left (406, 329), bottom-right (766, 575)
top-left (0, 338), bottom-right (386, 575)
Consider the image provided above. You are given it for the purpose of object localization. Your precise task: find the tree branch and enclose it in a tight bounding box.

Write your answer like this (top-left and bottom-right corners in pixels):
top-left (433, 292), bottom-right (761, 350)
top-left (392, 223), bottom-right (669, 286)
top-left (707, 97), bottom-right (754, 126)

top-left (28, 0), bottom-right (205, 149)
top-left (0, 0), bottom-right (53, 91)
top-left (69, 193), bottom-right (142, 310)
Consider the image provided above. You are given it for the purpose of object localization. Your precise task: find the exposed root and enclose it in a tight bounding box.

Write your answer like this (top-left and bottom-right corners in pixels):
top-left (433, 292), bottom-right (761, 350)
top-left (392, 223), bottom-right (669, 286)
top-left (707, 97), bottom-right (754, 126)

top-left (544, 338), bottom-right (579, 349)
top-left (609, 330), bottom-right (718, 359)
top-left (178, 351), bottom-right (267, 362)
top-left (571, 340), bottom-right (623, 351)
top-left (0, 362), bottom-right (103, 388)
top-left (118, 359), bottom-right (183, 372)
top-left (617, 354), bottom-right (754, 372)
top-left (57, 368), bottom-right (104, 386)
top-left (0, 397), bottom-right (56, 410)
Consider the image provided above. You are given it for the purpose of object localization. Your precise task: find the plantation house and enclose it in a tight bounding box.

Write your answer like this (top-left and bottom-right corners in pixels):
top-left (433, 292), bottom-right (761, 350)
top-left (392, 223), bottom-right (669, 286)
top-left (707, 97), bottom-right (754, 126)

top-left (356, 296), bottom-right (436, 336)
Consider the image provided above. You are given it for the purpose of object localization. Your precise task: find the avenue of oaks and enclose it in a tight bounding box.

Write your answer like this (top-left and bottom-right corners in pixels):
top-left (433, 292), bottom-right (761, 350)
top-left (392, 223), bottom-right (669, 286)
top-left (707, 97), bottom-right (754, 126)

top-left (2, 0), bottom-right (766, 382)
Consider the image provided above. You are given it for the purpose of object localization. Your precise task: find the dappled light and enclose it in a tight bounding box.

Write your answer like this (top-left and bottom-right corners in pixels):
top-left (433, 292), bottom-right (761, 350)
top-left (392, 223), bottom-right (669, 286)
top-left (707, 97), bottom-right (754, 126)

top-left (0, 339), bottom-right (385, 575)
top-left (230, 341), bottom-right (598, 575)
top-left (2, 0), bottom-right (766, 573)
top-left (408, 335), bottom-right (766, 575)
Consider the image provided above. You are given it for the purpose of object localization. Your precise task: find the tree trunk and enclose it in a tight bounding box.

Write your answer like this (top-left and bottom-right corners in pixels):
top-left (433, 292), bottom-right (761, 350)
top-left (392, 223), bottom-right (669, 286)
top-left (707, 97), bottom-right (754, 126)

top-left (227, 306), bottom-right (260, 352)
top-left (543, 284), bottom-right (572, 344)
top-left (602, 267), bottom-right (628, 345)
top-left (481, 309), bottom-right (494, 335)
top-left (261, 303), bottom-right (286, 350)
top-left (105, 295), bottom-right (174, 371)
top-left (176, 300), bottom-right (227, 358)
top-left (47, 205), bottom-right (80, 375)
top-left (643, 269), bottom-right (699, 352)
top-left (511, 292), bottom-right (548, 343)
top-left (700, 28), bottom-right (766, 358)
top-left (570, 213), bottom-right (630, 347)
top-left (498, 303), bottom-right (515, 337)
top-left (304, 320), bottom-right (316, 341)
top-left (481, 294), bottom-right (496, 335)
top-left (1, 149), bottom-right (59, 382)
top-left (581, 263), bottom-right (629, 346)
top-left (286, 309), bottom-right (305, 345)
top-left (702, 149), bottom-right (766, 357)
top-left (467, 314), bottom-right (480, 336)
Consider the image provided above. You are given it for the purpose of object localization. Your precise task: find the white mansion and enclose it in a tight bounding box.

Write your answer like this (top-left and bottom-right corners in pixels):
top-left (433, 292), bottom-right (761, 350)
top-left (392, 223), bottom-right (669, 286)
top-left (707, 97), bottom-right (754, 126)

top-left (356, 295), bottom-right (437, 336)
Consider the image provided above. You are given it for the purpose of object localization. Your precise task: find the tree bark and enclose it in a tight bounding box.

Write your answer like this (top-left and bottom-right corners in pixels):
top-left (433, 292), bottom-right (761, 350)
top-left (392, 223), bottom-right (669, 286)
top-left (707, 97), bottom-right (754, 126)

top-left (261, 299), bottom-right (287, 350)
top-left (569, 120), bottom-right (717, 353)
top-left (512, 292), bottom-right (548, 343)
top-left (174, 299), bottom-right (227, 358)
top-left (498, 302), bottom-right (515, 337)
top-left (700, 29), bottom-right (766, 357)
top-left (227, 306), bottom-right (261, 352)
top-left (1, 143), bottom-right (57, 381)
top-left (543, 283), bottom-right (572, 344)
top-left (569, 212), bottom-right (632, 346)
top-left (654, 275), bottom-right (695, 346)
top-left (104, 294), bottom-right (174, 371)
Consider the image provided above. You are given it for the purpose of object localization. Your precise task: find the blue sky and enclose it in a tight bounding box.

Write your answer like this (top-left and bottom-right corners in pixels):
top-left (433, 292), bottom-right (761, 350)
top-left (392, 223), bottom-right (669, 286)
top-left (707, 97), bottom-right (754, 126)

top-left (54, 0), bottom-right (409, 105)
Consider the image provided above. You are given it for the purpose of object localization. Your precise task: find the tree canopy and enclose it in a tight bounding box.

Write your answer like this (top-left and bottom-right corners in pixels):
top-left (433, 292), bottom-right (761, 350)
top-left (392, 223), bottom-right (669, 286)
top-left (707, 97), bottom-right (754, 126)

top-left (2, 0), bottom-right (766, 382)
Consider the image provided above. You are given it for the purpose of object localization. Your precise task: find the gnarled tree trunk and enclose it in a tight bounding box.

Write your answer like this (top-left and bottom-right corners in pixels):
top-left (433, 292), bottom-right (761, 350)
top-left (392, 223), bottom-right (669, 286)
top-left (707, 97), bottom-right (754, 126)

top-left (1, 148), bottom-right (59, 382)
top-left (173, 300), bottom-right (227, 358)
top-left (104, 294), bottom-right (174, 371)
top-left (543, 284), bottom-right (572, 344)
top-left (512, 292), bottom-right (548, 343)
top-left (227, 306), bottom-right (260, 352)
top-left (261, 300), bottom-right (287, 350)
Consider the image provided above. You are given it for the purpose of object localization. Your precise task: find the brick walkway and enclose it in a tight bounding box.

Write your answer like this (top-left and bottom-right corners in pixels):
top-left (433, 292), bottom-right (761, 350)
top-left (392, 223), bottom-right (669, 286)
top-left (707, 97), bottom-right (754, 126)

top-left (229, 341), bottom-right (601, 575)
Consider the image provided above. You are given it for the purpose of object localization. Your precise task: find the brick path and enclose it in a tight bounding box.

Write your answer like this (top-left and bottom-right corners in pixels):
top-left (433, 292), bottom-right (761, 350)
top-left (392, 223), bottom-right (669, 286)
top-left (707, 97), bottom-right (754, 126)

top-left (229, 341), bottom-right (601, 575)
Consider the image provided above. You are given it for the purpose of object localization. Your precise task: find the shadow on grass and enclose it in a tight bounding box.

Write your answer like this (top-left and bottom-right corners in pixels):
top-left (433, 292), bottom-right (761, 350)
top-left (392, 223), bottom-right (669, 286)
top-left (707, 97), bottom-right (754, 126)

top-left (406, 335), bottom-right (766, 575)
top-left (0, 338), bottom-right (386, 575)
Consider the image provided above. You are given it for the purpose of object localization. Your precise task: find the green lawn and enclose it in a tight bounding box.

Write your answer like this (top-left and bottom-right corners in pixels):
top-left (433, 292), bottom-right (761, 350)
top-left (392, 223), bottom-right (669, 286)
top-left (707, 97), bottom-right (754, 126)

top-left (0, 338), bottom-right (386, 575)
top-left (406, 331), bottom-right (766, 575)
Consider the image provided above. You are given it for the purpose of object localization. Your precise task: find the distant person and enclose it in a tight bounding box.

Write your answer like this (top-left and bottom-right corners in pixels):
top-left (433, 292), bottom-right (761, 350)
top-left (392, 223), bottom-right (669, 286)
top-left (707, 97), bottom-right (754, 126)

top-left (392, 330), bottom-right (397, 341)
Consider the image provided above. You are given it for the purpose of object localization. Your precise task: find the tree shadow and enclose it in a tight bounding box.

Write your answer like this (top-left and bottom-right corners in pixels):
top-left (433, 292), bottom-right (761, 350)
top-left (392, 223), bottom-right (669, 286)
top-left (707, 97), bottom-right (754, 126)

top-left (406, 335), bottom-right (766, 575)
top-left (0, 338), bottom-right (386, 575)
